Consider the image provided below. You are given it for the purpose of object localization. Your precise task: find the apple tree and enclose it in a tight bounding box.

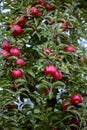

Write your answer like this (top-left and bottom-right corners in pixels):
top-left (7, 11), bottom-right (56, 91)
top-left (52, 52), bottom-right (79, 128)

top-left (0, 0), bottom-right (87, 130)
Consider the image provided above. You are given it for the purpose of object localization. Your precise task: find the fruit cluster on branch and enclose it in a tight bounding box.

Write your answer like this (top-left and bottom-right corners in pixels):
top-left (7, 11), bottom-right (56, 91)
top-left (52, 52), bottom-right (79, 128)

top-left (0, 0), bottom-right (87, 130)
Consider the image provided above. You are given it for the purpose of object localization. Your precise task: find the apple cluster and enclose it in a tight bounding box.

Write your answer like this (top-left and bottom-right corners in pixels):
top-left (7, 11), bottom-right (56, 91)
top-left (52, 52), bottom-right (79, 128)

top-left (25, 0), bottom-right (55, 19)
top-left (5, 16), bottom-right (27, 78)
top-left (42, 44), bottom-right (76, 96)
top-left (43, 44), bottom-right (75, 82)
top-left (38, 0), bottom-right (55, 11)
top-left (0, 17), bottom-right (27, 110)
top-left (1, 41), bottom-right (24, 78)
top-left (1, 16), bottom-right (27, 61)
top-left (44, 64), bottom-right (62, 81)
top-left (38, 0), bottom-right (69, 31)
top-left (20, 0), bottom-right (66, 33)
top-left (61, 94), bottom-right (83, 127)
top-left (9, 0), bottom-right (69, 36)
top-left (9, 16), bottom-right (26, 36)
top-left (42, 48), bottom-right (62, 82)
top-left (26, 1), bottom-right (54, 18)
top-left (7, 3), bottom-right (73, 81)
top-left (41, 38), bottom-right (82, 129)
top-left (62, 94), bottom-right (83, 111)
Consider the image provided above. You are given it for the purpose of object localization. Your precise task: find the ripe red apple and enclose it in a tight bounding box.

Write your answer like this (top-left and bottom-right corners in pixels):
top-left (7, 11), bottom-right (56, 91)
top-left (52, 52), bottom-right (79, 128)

top-left (44, 64), bottom-right (57, 76)
top-left (10, 24), bottom-right (22, 36)
top-left (17, 16), bottom-right (26, 27)
top-left (12, 86), bottom-right (17, 92)
top-left (15, 58), bottom-right (24, 67)
top-left (62, 99), bottom-right (69, 110)
top-left (70, 117), bottom-right (80, 127)
top-left (44, 3), bottom-right (54, 10)
top-left (10, 47), bottom-right (20, 56)
top-left (6, 104), bottom-right (14, 110)
top-left (64, 45), bottom-right (75, 52)
top-left (44, 88), bottom-right (50, 95)
top-left (30, 6), bottom-right (39, 16)
top-left (53, 128), bottom-right (57, 130)
top-left (43, 48), bottom-right (52, 54)
top-left (12, 69), bottom-right (22, 78)
top-left (2, 41), bottom-right (11, 51)
top-left (1, 49), bottom-right (10, 59)
top-left (71, 94), bottom-right (83, 105)
top-left (38, 0), bottom-right (44, 4)
top-left (57, 21), bottom-right (68, 31)
top-left (52, 70), bottom-right (62, 81)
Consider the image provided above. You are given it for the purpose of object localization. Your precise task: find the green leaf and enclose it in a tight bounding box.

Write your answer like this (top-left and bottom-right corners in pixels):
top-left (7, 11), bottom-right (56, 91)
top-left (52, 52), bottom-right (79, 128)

top-left (53, 81), bottom-right (66, 87)
top-left (34, 108), bottom-right (40, 114)
top-left (26, 69), bottom-right (35, 78)
top-left (67, 110), bottom-right (81, 119)
top-left (42, 80), bottom-right (52, 87)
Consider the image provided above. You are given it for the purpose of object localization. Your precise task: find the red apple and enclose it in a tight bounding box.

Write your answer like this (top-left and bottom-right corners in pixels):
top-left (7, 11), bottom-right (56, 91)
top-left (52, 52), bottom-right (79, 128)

top-left (12, 83), bottom-right (17, 92)
top-left (44, 88), bottom-right (50, 95)
top-left (44, 64), bottom-right (57, 76)
top-left (10, 24), bottom-right (22, 36)
top-left (44, 3), bottom-right (54, 10)
top-left (43, 48), bottom-right (52, 54)
top-left (64, 45), bottom-right (75, 52)
top-left (12, 86), bottom-right (17, 92)
top-left (30, 6), bottom-right (39, 16)
top-left (70, 117), bottom-right (80, 127)
top-left (12, 69), bottom-right (22, 78)
top-left (15, 58), bottom-right (24, 67)
top-left (17, 16), bottom-right (26, 27)
top-left (71, 94), bottom-right (83, 105)
top-left (10, 47), bottom-right (20, 56)
top-left (62, 99), bottom-right (69, 110)
top-left (57, 21), bottom-right (68, 31)
top-left (1, 49), bottom-right (10, 59)
top-left (52, 70), bottom-right (62, 81)
top-left (38, 0), bottom-right (44, 4)
top-left (2, 41), bottom-right (11, 51)
top-left (53, 128), bottom-right (57, 130)
top-left (6, 104), bottom-right (14, 110)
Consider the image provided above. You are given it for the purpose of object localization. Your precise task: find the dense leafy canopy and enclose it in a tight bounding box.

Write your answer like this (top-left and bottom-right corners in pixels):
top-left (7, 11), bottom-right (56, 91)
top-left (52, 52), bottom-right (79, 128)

top-left (0, 0), bottom-right (87, 130)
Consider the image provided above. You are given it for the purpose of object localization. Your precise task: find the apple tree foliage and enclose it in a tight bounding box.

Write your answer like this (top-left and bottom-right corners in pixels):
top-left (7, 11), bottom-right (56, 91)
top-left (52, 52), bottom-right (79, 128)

top-left (0, 0), bottom-right (87, 130)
